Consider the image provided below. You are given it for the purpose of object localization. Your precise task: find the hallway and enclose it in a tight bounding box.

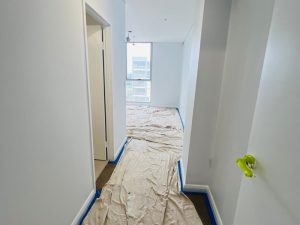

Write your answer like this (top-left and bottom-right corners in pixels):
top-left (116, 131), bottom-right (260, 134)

top-left (83, 106), bottom-right (203, 224)
top-left (2, 1), bottom-right (300, 225)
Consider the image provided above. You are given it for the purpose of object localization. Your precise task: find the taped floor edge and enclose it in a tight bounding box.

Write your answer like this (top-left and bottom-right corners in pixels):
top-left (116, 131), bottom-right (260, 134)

top-left (79, 137), bottom-right (130, 224)
top-left (177, 161), bottom-right (218, 225)
top-left (176, 107), bottom-right (185, 130)
top-left (109, 137), bottom-right (130, 164)
top-left (79, 190), bottom-right (101, 225)
top-left (79, 161), bottom-right (217, 225)
top-left (83, 106), bottom-right (203, 225)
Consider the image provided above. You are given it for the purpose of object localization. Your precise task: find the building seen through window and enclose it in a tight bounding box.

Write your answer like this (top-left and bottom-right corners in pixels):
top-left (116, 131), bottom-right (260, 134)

top-left (126, 43), bottom-right (151, 102)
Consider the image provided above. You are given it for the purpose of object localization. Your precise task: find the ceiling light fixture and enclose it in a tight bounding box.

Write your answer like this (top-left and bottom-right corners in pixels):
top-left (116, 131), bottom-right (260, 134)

top-left (126, 31), bottom-right (132, 42)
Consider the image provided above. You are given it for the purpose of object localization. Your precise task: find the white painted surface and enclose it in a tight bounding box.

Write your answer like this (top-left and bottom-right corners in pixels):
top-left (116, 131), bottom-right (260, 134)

top-left (71, 190), bottom-right (95, 225)
top-left (179, 1), bottom-right (205, 183)
top-left (208, 1), bottom-right (275, 224)
top-left (233, 1), bottom-right (300, 224)
top-left (174, 1), bottom-right (281, 224)
top-left (184, 0), bottom-right (232, 185)
top-left (0, 0), bottom-right (126, 224)
top-left (114, 136), bottom-right (128, 159)
top-left (86, 0), bottom-right (127, 161)
top-left (178, 23), bottom-right (201, 126)
top-left (180, 1), bottom-right (276, 224)
top-left (125, 0), bottom-right (198, 42)
top-left (150, 43), bottom-right (183, 108)
top-left (86, 19), bottom-right (107, 160)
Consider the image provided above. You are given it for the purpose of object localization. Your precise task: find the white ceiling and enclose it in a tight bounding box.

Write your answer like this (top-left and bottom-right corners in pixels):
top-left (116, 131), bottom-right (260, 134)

top-left (125, 0), bottom-right (198, 43)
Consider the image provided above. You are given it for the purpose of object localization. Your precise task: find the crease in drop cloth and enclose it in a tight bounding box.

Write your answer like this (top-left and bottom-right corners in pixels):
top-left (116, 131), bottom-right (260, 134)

top-left (83, 105), bottom-right (203, 225)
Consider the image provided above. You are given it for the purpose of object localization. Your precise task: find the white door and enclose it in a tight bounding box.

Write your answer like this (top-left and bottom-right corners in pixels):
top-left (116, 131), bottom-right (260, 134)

top-left (87, 17), bottom-right (107, 160)
top-left (233, 1), bottom-right (300, 225)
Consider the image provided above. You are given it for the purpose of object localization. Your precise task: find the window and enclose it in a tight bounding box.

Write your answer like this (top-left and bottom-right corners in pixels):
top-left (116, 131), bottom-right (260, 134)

top-left (126, 43), bottom-right (151, 102)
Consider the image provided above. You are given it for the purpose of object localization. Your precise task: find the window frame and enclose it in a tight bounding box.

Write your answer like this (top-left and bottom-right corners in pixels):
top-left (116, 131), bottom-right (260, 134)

top-left (126, 42), bottom-right (152, 103)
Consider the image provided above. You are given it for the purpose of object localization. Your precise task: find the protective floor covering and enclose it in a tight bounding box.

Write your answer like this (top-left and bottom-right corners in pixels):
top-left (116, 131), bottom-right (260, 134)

top-left (83, 105), bottom-right (203, 225)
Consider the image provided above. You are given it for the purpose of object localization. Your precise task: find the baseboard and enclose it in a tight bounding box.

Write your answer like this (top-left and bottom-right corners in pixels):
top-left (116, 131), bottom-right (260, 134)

top-left (109, 136), bottom-right (129, 164)
top-left (184, 184), bottom-right (210, 192)
top-left (206, 187), bottom-right (224, 225)
top-left (183, 184), bottom-right (223, 225)
top-left (71, 189), bottom-right (96, 225)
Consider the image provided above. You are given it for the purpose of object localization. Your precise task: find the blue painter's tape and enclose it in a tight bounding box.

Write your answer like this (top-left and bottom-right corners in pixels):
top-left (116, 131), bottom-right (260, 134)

top-left (79, 138), bottom-right (129, 224)
top-left (109, 137), bottom-right (129, 164)
top-left (177, 160), bottom-right (184, 193)
top-left (176, 108), bottom-right (184, 130)
top-left (182, 191), bottom-right (217, 225)
top-left (177, 161), bottom-right (218, 225)
top-left (203, 192), bottom-right (218, 225)
top-left (79, 189), bottom-right (102, 225)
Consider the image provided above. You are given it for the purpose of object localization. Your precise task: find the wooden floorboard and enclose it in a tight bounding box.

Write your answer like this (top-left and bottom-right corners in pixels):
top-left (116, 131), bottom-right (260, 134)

top-left (186, 193), bottom-right (212, 225)
top-left (96, 163), bottom-right (116, 189)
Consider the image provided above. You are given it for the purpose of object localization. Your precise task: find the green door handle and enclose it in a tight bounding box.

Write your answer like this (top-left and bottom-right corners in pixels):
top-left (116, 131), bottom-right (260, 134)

top-left (236, 155), bottom-right (256, 178)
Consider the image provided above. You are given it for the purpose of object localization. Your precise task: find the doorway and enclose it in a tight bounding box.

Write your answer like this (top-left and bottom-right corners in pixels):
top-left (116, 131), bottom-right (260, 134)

top-left (84, 8), bottom-right (108, 181)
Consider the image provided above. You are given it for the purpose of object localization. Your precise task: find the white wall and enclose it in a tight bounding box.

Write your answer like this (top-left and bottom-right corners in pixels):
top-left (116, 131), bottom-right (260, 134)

top-left (150, 43), bottom-right (183, 107)
top-left (209, 0), bottom-right (275, 224)
top-left (179, 18), bottom-right (202, 126)
top-left (180, 2), bottom-right (276, 224)
top-left (181, 0), bottom-right (232, 185)
top-left (0, 0), bottom-right (126, 224)
top-left (179, 0), bottom-right (205, 182)
top-left (234, 1), bottom-right (300, 224)
top-left (180, 0), bottom-right (275, 224)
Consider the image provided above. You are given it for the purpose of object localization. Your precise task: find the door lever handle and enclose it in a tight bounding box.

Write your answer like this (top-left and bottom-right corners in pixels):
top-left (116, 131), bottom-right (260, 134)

top-left (236, 155), bottom-right (256, 178)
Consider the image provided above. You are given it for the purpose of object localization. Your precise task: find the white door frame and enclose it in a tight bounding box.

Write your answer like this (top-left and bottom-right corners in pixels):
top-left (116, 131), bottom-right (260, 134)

top-left (82, 0), bottom-right (114, 188)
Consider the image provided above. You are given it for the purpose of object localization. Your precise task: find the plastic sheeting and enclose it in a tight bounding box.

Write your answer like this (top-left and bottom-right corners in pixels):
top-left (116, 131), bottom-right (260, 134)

top-left (83, 106), bottom-right (202, 225)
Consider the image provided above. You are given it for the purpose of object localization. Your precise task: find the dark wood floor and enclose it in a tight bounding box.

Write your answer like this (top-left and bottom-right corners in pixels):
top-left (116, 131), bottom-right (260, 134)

top-left (96, 163), bottom-right (116, 189)
top-left (96, 163), bottom-right (212, 225)
top-left (186, 193), bottom-right (212, 225)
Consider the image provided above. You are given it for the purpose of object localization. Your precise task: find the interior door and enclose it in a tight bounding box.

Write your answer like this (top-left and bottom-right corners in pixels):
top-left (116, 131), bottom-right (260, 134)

top-left (233, 1), bottom-right (300, 225)
top-left (86, 15), bottom-right (107, 160)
